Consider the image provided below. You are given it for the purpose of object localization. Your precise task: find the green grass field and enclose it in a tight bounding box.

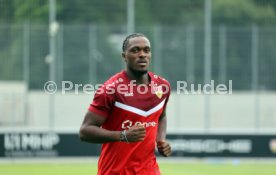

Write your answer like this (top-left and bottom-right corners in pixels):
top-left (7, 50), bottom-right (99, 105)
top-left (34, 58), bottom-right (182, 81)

top-left (1, 162), bottom-right (276, 175)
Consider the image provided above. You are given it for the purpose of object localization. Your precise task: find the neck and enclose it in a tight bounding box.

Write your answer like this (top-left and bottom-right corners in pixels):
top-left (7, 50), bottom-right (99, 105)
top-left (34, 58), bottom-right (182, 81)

top-left (125, 68), bottom-right (149, 84)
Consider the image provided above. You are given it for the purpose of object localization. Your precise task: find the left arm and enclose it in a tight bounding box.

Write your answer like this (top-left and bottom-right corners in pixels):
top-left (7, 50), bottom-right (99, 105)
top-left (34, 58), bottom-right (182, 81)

top-left (156, 108), bottom-right (172, 157)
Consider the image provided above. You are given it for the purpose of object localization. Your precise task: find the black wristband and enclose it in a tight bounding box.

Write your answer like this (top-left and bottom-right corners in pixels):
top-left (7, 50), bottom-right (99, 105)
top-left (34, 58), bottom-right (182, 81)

top-left (120, 130), bottom-right (129, 143)
top-left (120, 130), bottom-right (125, 142)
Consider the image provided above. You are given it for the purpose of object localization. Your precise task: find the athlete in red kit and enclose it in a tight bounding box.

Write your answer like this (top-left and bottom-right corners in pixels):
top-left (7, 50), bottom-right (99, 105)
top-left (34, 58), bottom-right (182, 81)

top-left (79, 33), bottom-right (172, 175)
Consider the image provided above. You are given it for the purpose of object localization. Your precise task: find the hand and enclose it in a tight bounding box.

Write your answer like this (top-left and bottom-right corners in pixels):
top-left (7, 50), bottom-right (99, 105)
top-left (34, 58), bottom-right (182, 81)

top-left (157, 140), bottom-right (171, 157)
top-left (125, 125), bottom-right (146, 142)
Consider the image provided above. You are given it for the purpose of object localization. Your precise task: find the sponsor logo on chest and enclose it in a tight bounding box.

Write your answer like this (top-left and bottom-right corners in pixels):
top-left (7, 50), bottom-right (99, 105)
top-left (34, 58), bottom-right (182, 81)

top-left (122, 120), bottom-right (157, 129)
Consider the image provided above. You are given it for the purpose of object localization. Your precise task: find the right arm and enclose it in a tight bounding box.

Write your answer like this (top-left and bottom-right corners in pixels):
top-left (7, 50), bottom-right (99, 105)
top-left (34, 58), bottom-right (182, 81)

top-left (79, 111), bottom-right (146, 144)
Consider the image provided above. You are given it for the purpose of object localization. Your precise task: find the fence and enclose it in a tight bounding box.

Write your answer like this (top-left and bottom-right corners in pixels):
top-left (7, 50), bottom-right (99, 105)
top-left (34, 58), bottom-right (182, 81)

top-left (1, 24), bottom-right (276, 90)
top-left (0, 24), bottom-right (276, 132)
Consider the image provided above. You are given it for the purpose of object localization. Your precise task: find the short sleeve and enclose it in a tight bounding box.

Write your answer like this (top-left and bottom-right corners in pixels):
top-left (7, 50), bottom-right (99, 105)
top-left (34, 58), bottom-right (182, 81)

top-left (88, 85), bottom-right (115, 118)
top-left (163, 83), bottom-right (171, 109)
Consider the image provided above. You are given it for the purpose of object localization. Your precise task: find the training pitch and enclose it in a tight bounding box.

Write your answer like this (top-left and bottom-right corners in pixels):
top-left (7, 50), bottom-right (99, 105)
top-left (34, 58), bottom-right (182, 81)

top-left (1, 160), bottom-right (276, 175)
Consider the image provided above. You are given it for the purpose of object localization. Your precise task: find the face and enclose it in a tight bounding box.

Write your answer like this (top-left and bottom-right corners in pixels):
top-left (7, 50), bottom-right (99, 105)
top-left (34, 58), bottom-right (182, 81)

top-left (122, 36), bottom-right (151, 74)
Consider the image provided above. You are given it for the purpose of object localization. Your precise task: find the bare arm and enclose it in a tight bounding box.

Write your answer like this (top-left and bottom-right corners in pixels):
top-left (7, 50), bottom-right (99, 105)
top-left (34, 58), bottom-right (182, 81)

top-left (79, 111), bottom-right (120, 143)
top-left (156, 108), bottom-right (172, 157)
top-left (79, 111), bottom-right (146, 144)
top-left (156, 108), bottom-right (167, 142)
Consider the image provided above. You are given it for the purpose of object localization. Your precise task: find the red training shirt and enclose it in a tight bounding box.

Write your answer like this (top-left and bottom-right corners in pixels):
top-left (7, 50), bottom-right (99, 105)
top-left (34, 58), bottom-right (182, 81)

top-left (89, 70), bottom-right (171, 175)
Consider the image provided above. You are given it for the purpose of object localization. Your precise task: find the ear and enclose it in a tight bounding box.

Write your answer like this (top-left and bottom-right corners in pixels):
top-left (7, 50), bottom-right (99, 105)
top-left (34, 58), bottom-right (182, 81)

top-left (122, 52), bottom-right (127, 62)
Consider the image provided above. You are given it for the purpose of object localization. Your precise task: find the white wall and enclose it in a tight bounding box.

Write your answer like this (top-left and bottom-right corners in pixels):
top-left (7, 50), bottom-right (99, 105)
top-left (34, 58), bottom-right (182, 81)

top-left (167, 92), bottom-right (276, 133)
top-left (1, 91), bottom-right (276, 134)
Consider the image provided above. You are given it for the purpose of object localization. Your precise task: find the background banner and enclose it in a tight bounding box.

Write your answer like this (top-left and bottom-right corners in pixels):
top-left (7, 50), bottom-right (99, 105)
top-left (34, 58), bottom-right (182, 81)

top-left (1, 133), bottom-right (276, 158)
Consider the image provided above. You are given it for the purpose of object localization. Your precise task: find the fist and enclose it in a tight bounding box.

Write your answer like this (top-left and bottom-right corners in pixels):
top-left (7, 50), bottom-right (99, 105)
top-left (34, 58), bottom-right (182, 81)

top-left (125, 125), bottom-right (146, 142)
top-left (157, 140), bottom-right (171, 157)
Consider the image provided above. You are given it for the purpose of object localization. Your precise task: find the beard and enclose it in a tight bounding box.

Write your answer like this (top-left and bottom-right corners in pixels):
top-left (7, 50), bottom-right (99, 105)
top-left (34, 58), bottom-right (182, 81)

top-left (128, 66), bottom-right (148, 77)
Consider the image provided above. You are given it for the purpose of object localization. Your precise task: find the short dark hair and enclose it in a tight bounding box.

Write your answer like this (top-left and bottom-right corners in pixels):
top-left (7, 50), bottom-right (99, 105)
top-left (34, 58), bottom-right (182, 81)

top-left (122, 33), bottom-right (147, 52)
